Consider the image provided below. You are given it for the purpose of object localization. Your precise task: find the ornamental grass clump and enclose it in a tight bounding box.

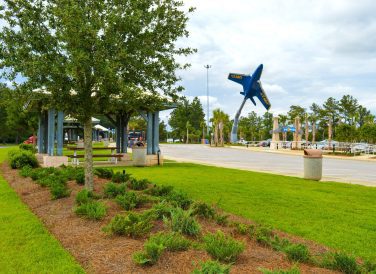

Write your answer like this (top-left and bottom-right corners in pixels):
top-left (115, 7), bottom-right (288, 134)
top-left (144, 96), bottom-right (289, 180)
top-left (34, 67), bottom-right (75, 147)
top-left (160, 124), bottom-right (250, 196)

top-left (203, 230), bottom-right (245, 263)
top-left (103, 182), bottom-right (126, 198)
top-left (133, 232), bottom-right (191, 266)
top-left (259, 266), bottom-right (301, 274)
top-left (192, 260), bottom-right (231, 274)
top-left (133, 241), bottom-right (165, 266)
top-left (148, 200), bottom-right (174, 220)
top-left (166, 190), bottom-right (192, 209)
top-left (165, 207), bottom-right (200, 236)
top-left (103, 212), bottom-right (155, 237)
top-left (191, 201), bottom-right (216, 219)
top-left (284, 244), bottom-right (311, 263)
top-left (74, 201), bottom-right (107, 220)
top-left (128, 178), bottom-right (149, 191)
top-left (327, 252), bottom-right (360, 274)
top-left (146, 185), bottom-right (174, 196)
top-left (115, 192), bottom-right (148, 211)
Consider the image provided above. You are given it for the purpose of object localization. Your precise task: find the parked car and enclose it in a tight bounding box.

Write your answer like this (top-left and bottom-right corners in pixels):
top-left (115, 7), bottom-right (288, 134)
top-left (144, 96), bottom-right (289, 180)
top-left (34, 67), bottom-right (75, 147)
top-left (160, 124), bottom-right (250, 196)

top-left (258, 139), bottom-right (272, 147)
top-left (315, 140), bottom-right (339, 149)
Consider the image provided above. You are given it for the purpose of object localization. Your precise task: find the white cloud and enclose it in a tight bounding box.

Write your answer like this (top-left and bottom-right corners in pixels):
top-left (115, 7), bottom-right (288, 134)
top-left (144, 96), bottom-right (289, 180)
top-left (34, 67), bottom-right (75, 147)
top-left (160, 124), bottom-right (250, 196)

top-left (179, 0), bottom-right (376, 117)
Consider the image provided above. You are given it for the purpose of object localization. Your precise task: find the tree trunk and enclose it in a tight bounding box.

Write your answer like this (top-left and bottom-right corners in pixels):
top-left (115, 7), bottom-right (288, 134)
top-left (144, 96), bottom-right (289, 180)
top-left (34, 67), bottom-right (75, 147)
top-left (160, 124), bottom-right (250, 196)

top-left (186, 128), bottom-right (189, 144)
top-left (312, 121), bottom-right (316, 143)
top-left (83, 118), bottom-right (94, 191)
top-left (214, 124), bottom-right (219, 146)
top-left (219, 121), bottom-right (224, 146)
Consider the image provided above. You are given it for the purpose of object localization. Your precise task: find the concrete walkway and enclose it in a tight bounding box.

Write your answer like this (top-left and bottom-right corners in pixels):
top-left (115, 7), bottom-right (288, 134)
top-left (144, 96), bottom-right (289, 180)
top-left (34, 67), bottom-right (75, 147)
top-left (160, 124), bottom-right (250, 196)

top-left (160, 144), bottom-right (376, 187)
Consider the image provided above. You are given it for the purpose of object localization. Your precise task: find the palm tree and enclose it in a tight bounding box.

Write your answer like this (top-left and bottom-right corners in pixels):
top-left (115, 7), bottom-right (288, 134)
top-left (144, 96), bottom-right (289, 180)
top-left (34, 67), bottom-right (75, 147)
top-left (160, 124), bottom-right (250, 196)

top-left (212, 108), bottom-right (229, 146)
top-left (278, 114), bottom-right (288, 142)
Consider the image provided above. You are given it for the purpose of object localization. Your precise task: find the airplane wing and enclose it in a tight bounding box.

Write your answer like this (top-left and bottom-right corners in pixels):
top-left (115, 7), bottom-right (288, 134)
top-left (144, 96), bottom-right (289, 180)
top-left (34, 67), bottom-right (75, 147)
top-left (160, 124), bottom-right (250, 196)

top-left (228, 73), bottom-right (247, 85)
top-left (254, 81), bottom-right (271, 110)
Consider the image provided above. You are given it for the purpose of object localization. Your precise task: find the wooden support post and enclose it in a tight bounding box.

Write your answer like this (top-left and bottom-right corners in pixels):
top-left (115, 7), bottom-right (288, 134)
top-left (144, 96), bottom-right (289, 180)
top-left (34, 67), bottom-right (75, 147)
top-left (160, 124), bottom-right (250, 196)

top-left (37, 113), bottom-right (44, 154)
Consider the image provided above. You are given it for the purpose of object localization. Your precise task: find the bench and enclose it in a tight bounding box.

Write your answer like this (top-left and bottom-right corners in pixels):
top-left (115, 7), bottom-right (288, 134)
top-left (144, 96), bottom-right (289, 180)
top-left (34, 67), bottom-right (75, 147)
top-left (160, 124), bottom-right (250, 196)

top-left (68, 154), bottom-right (124, 166)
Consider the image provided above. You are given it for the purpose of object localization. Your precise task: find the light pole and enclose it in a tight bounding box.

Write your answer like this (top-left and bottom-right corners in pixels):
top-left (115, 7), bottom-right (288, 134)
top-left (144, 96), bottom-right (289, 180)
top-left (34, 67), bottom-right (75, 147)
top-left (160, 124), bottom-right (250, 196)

top-left (204, 64), bottom-right (211, 135)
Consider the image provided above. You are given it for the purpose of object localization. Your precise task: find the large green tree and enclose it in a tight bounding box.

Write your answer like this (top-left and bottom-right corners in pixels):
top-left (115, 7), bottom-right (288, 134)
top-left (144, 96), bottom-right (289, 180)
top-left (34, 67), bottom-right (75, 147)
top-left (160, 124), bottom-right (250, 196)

top-left (1, 0), bottom-right (195, 190)
top-left (169, 97), bottom-right (205, 142)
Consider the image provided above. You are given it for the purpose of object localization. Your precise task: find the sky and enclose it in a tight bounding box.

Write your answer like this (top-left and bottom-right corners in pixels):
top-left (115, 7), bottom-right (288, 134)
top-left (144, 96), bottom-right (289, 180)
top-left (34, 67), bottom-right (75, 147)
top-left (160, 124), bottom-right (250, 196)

top-left (1, 0), bottom-right (375, 124)
top-left (161, 0), bottom-right (376, 123)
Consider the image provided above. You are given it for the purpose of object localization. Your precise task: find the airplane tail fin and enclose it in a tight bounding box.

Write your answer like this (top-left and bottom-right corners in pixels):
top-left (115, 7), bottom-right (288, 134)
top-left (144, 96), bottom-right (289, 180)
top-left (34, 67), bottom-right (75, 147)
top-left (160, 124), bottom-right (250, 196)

top-left (228, 73), bottom-right (247, 86)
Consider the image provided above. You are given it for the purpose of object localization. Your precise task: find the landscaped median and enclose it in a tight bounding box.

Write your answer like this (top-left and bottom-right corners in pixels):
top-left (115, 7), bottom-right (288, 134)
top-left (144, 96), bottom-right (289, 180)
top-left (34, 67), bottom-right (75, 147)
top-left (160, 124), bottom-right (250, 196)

top-left (0, 147), bottom-right (84, 273)
top-left (2, 145), bottom-right (376, 273)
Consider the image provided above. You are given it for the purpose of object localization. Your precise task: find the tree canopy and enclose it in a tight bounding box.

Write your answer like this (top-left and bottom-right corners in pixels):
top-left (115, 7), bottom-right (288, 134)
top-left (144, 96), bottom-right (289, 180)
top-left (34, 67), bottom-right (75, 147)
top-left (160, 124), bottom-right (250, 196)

top-left (0, 0), bottom-right (195, 189)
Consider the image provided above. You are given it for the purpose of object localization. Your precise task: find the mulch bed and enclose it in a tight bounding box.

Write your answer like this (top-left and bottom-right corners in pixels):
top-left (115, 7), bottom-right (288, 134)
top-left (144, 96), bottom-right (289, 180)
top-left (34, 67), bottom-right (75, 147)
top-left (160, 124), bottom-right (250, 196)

top-left (1, 162), bottom-right (339, 274)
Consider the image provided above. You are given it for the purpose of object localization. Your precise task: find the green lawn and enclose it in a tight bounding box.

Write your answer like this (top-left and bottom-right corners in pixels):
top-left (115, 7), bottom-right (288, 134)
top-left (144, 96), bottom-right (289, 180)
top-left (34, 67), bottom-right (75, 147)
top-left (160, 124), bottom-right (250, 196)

top-left (0, 147), bottom-right (84, 273)
top-left (114, 163), bottom-right (376, 262)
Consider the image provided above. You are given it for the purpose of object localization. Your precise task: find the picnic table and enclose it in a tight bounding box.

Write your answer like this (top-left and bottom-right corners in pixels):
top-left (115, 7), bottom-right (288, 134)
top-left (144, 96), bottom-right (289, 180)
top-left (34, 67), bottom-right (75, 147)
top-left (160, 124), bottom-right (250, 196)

top-left (67, 146), bottom-right (123, 165)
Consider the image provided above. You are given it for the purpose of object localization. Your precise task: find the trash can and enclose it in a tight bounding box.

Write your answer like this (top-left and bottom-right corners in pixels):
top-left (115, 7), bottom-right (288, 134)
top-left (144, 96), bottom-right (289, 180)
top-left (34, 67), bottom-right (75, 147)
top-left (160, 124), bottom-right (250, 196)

top-left (132, 146), bottom-right (147, 166)
top-left (303, 149), bottom-right (323, 180)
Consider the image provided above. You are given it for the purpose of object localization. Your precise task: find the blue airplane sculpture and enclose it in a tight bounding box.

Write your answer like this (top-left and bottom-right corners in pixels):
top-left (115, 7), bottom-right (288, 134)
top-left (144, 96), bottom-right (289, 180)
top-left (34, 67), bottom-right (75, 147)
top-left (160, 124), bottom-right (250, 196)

top-left (228, 64), bottom-right (271, 143)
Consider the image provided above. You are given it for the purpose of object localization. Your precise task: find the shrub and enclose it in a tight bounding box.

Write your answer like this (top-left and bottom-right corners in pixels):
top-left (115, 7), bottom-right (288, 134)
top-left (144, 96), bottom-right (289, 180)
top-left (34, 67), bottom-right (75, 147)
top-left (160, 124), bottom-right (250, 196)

top-left (94, 168), bottom-right (114, 179)
top-left (146, 185), bottom-right (174, 196)
top-left (166, 190), bottom-right (192, 209)
top-left (115, 192), bottom-right (148, 211)
top-left (270, 235), bottom-right (291, 252)
top-left (133, 232), bottom-right (191, 266)
top-left (8, 150), bottom-right (39, 169)
top-left (148, 201), bottom-right (174, 220)
top-left (232, 222), bottom-right (249, 235)
top-left (75, 169), bottom-right (85, 185)
top-left (203, 230), bottom-right (245, 263)
top-left (75, 189), bottom-right (97, 205)
top-left (253, 226), bottom-right (274, 247)
top-left (50, 183), bottom-right (71, 200)
top-left (133, 241), bottom-right (165, 266)
top-left (259, 266), bottom-right (301, 274)
top-left (166, 207), bottom-right (201, 236)
top-left (191, 201), bottom-right (216, 219)
top-left (30, 167), bottom-right (56, 181)
top-left (192, 260), bottom-right (231, 274)
top-left (284, 244), bottom-right (310, 263)
top-left (74, 201), bottom-right (107, 220)
top-left (103, 182), bottom-right (126, 198)
top-left (332, 252), bottom-right (360, 274)
top-left (111, 172), bottom-right (130, 183)
top-left (103, 212), bottom-right (154, 237)
top-left (19, 143), bottom-right (37, 153)
top-left (19, 165), bottom-right (33, 177)
top-left (215, 213), bottom-right (229, 226)
top-left (149, 232), bottom-right (191, 252)
top-left (128, 178), bottom-right (149, 191)
top-left (37, 174), bottom-right (67, 188)
top-left (60, 166), bottom-right (81, 181)
top-left (362, 260), bottom-right (376, 273)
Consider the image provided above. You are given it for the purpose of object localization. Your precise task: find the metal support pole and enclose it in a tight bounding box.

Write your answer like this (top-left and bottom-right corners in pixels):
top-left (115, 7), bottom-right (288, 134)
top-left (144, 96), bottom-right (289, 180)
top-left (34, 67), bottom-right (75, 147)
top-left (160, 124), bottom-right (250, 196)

top-left (116, 116), bottom-right (121, 153)
top-left (47, 109), bottom-right (56, 156)
top-left (204, 65), bottom-right (211, 135)
top-left (147, 112), bottom-right (153, 155)
top-left (56, 111), bottom-right (64, 156)
top-left (37, 113), bottom-right (44, 154)
top-left (153, 112), bottom-right (159, 154)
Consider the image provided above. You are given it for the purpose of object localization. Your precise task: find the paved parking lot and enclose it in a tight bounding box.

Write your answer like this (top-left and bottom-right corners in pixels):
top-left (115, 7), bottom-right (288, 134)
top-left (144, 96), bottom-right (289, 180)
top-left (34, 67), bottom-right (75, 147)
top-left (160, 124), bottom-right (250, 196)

top-left (161, 144), bottom-right (376, 187)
